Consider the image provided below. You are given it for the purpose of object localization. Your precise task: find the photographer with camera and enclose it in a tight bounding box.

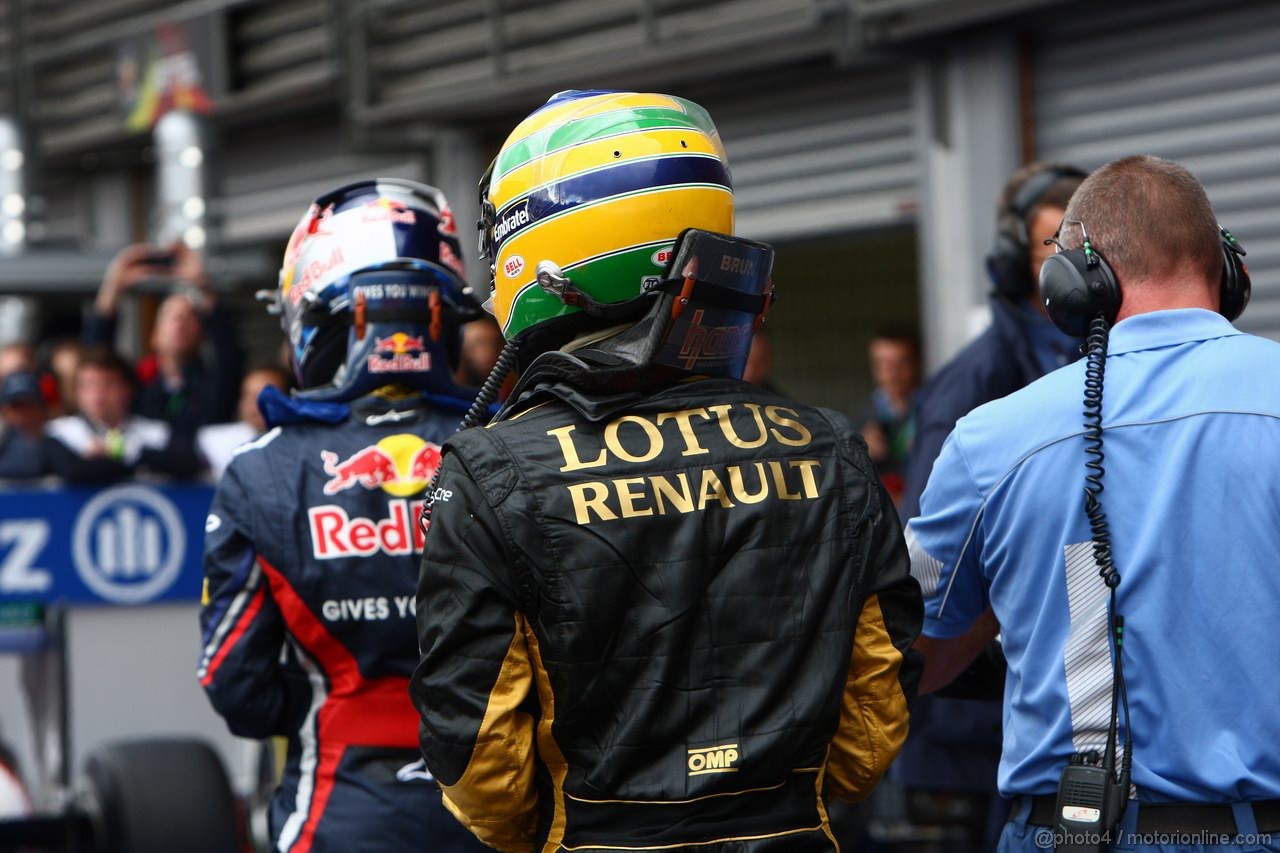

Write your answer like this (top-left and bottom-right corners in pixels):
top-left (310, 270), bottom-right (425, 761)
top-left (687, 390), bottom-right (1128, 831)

top-left (85, 240), bottom-right (243, 436)
top-left (908, 156), bottom-right (1280, 852)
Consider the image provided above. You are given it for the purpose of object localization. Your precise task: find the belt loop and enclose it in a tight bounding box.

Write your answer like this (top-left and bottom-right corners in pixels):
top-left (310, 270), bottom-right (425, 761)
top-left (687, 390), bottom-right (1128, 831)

top-left (1230, 802), bottom-right (1266, 852)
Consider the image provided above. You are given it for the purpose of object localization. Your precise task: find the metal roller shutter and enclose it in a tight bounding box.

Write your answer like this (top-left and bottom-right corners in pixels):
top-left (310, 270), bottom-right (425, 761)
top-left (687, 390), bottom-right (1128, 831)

top-left (0, 0), bottom-right (14, 116)
top-left (699, 63), bottom-right (918, 241)
top-left (1032, 0), bottom-right (1280, 338)
top-left (351, 0), bottom-right (838, 124)
top-left (22, 0), bottom-right (180, 154)
top-left (216, 118), bottom-right (426, 243)
top-left (226, 0), bottom-right (333, 105)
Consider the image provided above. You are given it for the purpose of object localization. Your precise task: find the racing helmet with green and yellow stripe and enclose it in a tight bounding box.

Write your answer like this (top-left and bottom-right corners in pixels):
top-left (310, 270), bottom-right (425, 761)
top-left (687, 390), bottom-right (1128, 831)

top-left (479, 90), bottom-right (734, 344)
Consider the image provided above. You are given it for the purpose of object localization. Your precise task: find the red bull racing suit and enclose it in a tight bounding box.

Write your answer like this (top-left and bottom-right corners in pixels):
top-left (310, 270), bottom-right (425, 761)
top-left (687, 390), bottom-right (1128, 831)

top-left (199, 394), bottom-right (485, 852)
top-left (412, 356), bottom-right (924, 852)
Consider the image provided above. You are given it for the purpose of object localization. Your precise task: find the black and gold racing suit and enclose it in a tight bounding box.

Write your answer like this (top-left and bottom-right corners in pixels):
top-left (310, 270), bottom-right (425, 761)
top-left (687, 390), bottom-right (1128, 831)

top-left (412, 355), bottom-right (923, 853)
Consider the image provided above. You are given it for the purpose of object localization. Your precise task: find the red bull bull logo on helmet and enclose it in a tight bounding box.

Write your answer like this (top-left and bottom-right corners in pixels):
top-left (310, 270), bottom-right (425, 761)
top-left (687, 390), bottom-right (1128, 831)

top-left (439, 240), bottom-right (466, 279)
top-left (320, 433), bottom-right (442, 497)
top-left (367, 332), bottom-right (432, 374)
top-left (439, 205), bottom-right (457, 235)
top-left (285, 244), bottom-right (346, 305)
top-left (362, 197), bottom-right (417, 225)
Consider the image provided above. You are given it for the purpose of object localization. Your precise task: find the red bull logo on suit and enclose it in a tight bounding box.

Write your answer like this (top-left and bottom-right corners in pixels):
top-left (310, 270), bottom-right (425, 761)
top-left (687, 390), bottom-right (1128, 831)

top-left (320, 434), bottom-right (442, 497)
top-left (312, 433), bottom-right (443, 558)
top-left (309, 498), bottom-right (427, 559)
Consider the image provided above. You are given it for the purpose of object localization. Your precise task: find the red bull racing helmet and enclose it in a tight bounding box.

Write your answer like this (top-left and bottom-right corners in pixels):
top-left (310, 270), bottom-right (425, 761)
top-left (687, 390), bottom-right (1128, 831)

top-left (275, 179), bottom-right (481, 402)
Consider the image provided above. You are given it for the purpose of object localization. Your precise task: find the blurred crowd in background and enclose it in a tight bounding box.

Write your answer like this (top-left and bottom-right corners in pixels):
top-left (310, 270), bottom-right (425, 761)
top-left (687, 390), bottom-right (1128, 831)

top-left (0, 242), bottom-right (532, 485)
top-left (0, 243), bottom-right (925, 498)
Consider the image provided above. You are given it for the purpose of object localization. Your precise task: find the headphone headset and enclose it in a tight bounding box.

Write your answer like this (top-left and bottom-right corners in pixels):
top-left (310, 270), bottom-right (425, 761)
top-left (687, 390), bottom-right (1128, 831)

top-left (1039, 225), bottom-right (1251, 337)
top-left (986, 165), bottom-right (1089, 300)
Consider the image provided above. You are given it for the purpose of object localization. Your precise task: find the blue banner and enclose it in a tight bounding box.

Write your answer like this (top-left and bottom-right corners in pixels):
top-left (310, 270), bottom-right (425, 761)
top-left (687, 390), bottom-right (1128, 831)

top-left (0, 482), bottom-right (214, 606)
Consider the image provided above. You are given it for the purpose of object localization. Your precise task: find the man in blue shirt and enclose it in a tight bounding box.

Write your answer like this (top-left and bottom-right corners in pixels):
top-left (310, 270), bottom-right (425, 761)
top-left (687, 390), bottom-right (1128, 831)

top-left (909, 155), bottom-right (1280, 852)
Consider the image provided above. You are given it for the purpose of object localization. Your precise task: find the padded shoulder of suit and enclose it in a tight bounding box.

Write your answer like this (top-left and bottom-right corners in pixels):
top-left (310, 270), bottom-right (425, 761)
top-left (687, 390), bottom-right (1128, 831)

top-left (441, 423), bottom-right (526, 507)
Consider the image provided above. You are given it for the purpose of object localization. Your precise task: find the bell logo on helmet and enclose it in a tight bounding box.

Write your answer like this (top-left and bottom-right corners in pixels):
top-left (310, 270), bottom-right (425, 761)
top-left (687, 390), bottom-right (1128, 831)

top-left (504, 255), bottom-right (526, 279)
top-left (652, 247), bottom-right (675, 267)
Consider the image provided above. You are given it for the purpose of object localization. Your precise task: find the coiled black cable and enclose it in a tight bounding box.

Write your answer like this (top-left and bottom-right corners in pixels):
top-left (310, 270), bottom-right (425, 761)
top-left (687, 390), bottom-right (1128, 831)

top-left (1082, 313), bottom-right (1120, 589)
top-left (456, 340), bottom-right (520, 432)
top-left (1083, 311), bottom-right (1132, 802)
top-left (417, 340), bottom-right (520, 538)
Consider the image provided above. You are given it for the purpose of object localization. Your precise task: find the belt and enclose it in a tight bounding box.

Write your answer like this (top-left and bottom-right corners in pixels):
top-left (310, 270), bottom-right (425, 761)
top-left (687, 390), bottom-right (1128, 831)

top-left (1015, 795), bottom-right (1280, 835)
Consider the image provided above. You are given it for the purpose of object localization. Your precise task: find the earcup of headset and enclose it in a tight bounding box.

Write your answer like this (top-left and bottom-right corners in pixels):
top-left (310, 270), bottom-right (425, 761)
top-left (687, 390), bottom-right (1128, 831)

top-left (986, 229), bottom-right (1033, 299)
top-left (1040, 250), bottom-right (1122, 337)
top-left (1218, 240), bottom-right (1251, 322)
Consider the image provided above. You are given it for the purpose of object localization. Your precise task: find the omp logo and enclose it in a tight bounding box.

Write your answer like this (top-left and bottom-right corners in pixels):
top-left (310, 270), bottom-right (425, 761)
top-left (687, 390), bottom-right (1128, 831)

top-left (687, 744), bottom-right (739, 776)
top-left (72, 485), bottom-right (186, 605)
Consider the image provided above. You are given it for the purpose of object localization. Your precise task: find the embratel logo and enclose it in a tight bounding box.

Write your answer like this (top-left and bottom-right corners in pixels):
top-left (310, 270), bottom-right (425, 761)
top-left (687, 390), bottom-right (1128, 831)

top-left (320, 434), bottom-right (441, 497)
top-left (493, 200), bottom-right (532, 247)
top-left (687, 744), bottom-right (739, 776)
top-left (367, 333), bottom-right (431, 375)
top-left (71, 485), bottom-right (186, 604)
